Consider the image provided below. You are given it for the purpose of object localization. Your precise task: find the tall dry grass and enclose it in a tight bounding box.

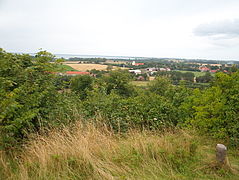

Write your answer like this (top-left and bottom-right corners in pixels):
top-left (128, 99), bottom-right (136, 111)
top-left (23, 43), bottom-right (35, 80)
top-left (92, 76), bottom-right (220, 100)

top-left (0, 121), bottom-right (238, 180)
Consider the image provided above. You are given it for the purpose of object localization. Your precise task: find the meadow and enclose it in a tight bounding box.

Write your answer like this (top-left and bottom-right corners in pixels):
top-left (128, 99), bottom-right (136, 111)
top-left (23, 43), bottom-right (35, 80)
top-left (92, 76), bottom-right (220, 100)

top-left (1, 121), bottom-right (239, 180)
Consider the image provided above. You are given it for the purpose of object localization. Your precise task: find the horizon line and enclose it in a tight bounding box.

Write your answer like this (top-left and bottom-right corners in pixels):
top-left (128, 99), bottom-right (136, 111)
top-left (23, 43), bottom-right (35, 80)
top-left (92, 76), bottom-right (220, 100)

top-left (8, 51), bottom-right (239, 62)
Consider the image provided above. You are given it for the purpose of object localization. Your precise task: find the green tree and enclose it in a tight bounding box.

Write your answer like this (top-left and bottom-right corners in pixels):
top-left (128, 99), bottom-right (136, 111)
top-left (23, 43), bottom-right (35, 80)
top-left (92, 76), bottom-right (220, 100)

top-left (196, 72), bottom-right (213, 83)
top-left (181, 72), bottom-right (239, 145)
top-left (0, 49), bottom-right (60, 148)
top-left (102, 70), bottom-right (135, 97)
top-left (70, 75), bottom-right (94, 99)
top-left (148, 76), bottom-right (173, 96)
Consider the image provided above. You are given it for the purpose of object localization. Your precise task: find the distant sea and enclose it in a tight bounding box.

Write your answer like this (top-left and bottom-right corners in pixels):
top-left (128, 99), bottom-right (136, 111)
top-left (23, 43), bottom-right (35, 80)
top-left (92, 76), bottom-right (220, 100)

top-left (54, 54), bottom-right (147, 60)
top-left (20, 52), bottom-right (238, 62)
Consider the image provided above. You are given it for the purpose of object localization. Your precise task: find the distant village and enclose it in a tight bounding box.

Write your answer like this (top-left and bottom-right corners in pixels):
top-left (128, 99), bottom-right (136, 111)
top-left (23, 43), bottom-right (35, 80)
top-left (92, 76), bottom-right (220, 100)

top-left (61, 58), bottom-right (237, 85)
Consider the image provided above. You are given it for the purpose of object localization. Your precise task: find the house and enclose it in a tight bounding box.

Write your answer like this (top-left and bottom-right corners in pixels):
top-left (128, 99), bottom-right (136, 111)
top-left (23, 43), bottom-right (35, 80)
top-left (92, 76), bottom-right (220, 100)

top-left (210, 70), bottom-right (218, 73)
top-left (129, 69), bottom-right (142, 75)
top-left (135, 63), bottom-right (144, 66)
top-left (132, 61), bottom-right (144, 66)
top-left (159, 68), bottom-right (166, 71)
top-left (199, 66), bottom-right (210, 72)
top-left (146, 68), bottom-right (158, 72)
top-left (210, 64), bottom-right (222, 67)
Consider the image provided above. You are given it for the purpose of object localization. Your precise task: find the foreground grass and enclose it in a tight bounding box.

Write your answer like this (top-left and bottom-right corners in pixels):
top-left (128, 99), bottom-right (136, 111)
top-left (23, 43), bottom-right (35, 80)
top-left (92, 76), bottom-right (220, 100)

top-left (1, 123), bottom-right (238, 180)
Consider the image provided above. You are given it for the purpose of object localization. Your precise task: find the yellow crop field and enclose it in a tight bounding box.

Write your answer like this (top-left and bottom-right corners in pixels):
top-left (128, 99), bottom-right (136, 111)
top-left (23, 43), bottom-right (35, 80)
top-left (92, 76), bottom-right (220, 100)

top-left (63, 63), bottom-right (128, 71)
top-left (64, 63), bottom-right (108, 71)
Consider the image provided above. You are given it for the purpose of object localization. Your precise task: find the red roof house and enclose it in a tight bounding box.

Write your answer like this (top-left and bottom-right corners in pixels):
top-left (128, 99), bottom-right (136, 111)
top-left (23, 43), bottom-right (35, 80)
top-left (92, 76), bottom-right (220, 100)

top-left (134, 63), bottom-right (145, 66)
top-left (199, 66), bottom-right (210, 72)
top-left (66, 71), bottom-right (90, 75)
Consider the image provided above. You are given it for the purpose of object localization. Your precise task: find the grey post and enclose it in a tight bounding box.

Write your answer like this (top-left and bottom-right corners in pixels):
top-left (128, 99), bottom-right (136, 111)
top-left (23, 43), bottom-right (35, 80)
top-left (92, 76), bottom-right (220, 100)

top-left (216, 144), bottom-right (227, 164)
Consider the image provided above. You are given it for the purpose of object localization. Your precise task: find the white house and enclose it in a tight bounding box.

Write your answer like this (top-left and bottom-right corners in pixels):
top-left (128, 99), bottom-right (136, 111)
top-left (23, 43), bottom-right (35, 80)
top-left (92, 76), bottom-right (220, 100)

top-left (129, 69), bottom-right (142, 75)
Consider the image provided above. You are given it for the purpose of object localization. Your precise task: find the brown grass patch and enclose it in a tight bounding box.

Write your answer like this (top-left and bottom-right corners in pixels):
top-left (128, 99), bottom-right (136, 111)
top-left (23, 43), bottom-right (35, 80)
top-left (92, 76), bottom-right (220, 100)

top-left (1, 122), bottom-right (238, 180)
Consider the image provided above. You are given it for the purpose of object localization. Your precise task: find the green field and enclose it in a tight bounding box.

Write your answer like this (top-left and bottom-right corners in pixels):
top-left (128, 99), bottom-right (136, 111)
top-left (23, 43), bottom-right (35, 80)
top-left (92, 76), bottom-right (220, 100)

top-left (131, 81), bottom-right (149, 87)
top-left (175, 70), bottom-right (207, 77)
top-left (55, 64), bottom-right (78, 72)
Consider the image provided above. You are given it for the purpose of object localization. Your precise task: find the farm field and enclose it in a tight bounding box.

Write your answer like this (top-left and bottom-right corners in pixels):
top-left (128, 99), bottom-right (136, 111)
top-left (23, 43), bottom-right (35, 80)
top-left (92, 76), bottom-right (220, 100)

top-left (64, 63), bottom-right (110, 71)
top-left (63, 62), bottom-right (128, 72)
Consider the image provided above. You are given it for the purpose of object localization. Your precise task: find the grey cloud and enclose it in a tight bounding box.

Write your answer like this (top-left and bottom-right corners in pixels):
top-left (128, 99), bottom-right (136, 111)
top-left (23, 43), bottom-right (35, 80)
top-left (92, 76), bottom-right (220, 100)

top-left (194, 19), bottom-right (239, 38)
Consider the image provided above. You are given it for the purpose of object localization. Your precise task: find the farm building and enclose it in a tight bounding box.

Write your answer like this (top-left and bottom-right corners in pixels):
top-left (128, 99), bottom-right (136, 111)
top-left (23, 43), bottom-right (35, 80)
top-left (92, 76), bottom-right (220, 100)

top-left (129, 69), bottom-right (142, 75)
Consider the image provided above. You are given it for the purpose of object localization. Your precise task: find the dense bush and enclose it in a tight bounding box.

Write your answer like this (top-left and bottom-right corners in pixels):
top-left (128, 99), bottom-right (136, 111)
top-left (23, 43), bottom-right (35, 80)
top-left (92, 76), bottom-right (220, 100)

top-left (70, 75), bottom-right (94, 99)
top-left (196, 72), bottom-right (213, 83)
top-left (181, 72), bottom-right (239, 145)
top-left (102, 70), bottom-right (136, 97)
top-left (157, 71), bottom-right (195, 83)
top-left (83, 89), bottom-right (179, 132)
top-left (0, 50), bottom-right (62, 148)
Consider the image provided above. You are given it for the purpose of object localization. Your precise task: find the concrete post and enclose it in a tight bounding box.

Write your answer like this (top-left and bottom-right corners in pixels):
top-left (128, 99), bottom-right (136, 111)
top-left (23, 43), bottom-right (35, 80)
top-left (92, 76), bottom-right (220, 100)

top-left (216, 144), bottom-right (227, 164)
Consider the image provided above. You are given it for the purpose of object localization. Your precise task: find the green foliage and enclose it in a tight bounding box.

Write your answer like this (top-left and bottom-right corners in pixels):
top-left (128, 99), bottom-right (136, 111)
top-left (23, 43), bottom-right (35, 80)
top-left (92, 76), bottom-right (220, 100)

top-left (84, 90), bottom-right (178, 131)
top-left (89, 69), bottom-right (107, 78)
top-left (157, 71), bottom-right (196, 83)
top-left (0, 50), bottom-right (62, 148)
top-left (54, 75), bottom-right (72, 90)
top-left (1, 49), bottom-right (239, 150)
top-left (68, 57), bottom-right (106, 63)
top-left (70, 75), bottom-right (94, 99)
top-left (196, 72), bottom-right (213, 83)
top-left (102, 70), bottom-right (136, 97)
top-left (181, 72), bottom-right (239, 145)
top-left (148, 76), bottom-right (173, 96)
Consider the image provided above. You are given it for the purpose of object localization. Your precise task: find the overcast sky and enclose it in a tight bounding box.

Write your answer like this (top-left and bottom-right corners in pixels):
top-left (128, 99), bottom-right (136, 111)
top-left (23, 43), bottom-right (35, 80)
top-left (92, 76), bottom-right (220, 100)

top-left (1, 0), bottom-right (239, 60)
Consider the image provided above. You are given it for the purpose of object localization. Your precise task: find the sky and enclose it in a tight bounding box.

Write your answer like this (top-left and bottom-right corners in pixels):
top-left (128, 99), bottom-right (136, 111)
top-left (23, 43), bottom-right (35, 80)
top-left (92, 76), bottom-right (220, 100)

top-left (1, 0), bottom-right (239, 60)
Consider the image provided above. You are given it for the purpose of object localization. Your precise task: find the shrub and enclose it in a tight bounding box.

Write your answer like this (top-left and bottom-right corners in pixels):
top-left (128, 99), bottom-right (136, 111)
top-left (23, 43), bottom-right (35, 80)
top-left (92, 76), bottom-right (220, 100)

top-left (181, 72), bottom-right (239, 145)
top-left (84, 90), bottom-right (178, 131)
top-left (0, 50), bottom-right (62, 149)
top-left (70, 75), bottom-right (94, 100)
